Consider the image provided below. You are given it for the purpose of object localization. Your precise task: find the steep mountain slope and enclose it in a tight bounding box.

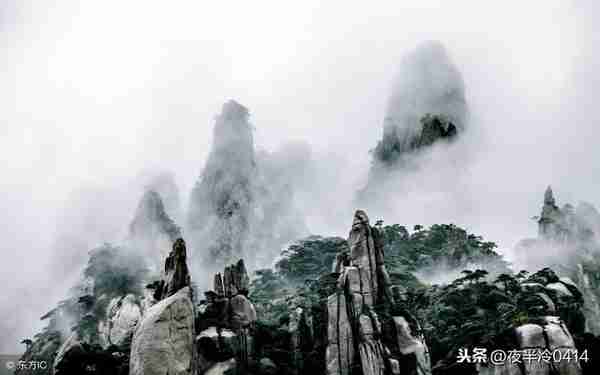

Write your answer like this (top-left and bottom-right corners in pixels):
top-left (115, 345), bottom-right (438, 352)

top-left (187, 100), bottom-right (306, 271)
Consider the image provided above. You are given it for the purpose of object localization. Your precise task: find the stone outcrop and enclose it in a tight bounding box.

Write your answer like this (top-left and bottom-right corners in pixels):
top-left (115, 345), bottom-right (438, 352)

top-left (154, 238), bottom-right (191, 301)
top-left (98, 293), bottom-right (142, 349)
top-left (197, 260), bottom-right (257, 374)
top-left (186, 100), bottom-right (307, 271)
top-left (326, 210), bottom-right (431, 375)
top-left (130, 287), bottom-right (196, 375)
top-left (214, 259), bottom-right (251, 297)
top-left (477, 269), bottom-right (585, 375)
top-left (477, 318), bottom-right (582, 375)
top-left (538, 186), bottom-right (570, 241)
top-left (516, 187), bottom-right (600, 336)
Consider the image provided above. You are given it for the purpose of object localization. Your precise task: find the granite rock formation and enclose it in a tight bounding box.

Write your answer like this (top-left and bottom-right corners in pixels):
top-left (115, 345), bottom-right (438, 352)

top-left (516, 186), bottom-right (600, 336)
top-left (326, 210), bottom-right (431, 375)
top-left (187, 100), bottom-right (307, 271)
top-left (98, 293), bottom-right (142, 349)
top-left (196, 260), bottom-right (257, 374)
top-left (187, 100), bottom-right (256, 269)
top-left (153, 238), bottom-right (192, 301)
top-left (476, 269), bottom-right (585, 375)
top-left (130, 287), bottom-right (196, 375)
top-left (478, 316), bottom-right (583, 375)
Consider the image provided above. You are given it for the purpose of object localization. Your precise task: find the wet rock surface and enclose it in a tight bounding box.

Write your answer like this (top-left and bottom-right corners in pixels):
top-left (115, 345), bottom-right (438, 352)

top-left (130, 287), bottom-right (196, 375)
top-left (326, 210), bottom-right (431, 375)
top-left (154, 237), bottom-right (191, 301)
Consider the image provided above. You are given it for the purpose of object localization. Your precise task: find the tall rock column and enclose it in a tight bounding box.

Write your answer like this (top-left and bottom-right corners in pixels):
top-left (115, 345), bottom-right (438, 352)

top-left (187, 100), bottom-right (256, 269)
top-left (196, 259), bottom-right (257, 375)
top-left (130, 237), bottom-right (196, 375)
top-left (326, 210), bottom-right (431, 375)
top-left (155, 238), bottom-right (192, 301)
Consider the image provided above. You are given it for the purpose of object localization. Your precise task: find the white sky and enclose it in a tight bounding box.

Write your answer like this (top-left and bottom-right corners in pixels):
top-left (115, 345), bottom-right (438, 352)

top-left (1, 0), bottom-right (598, 352)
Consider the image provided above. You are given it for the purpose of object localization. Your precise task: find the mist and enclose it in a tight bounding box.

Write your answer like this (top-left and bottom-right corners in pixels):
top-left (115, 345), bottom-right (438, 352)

top-left (1, 0), bottom-right (599, 353)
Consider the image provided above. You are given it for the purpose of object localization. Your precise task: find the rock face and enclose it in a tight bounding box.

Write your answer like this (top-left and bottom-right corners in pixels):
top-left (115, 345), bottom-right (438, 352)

top-left (214, 259), bottom-right (251, 297)
top-left (326, 210), bottom-right (431, 375)
top-left (186, 100), bottom-right (307, 271)
top-left (187, 100), bottom-right (256, 268)
top-left (130, 287), bottom-right (196, 375)
top-left (98, 294), bottom-right (142, 349)
top-left (476, 269), bottom-right (585, 375)
top-left (197, 260), bottom-right (257, 374)
top-left (477, 319), bottom-right (582, 375)
top-left (154, 238), bottom-right (191, 301)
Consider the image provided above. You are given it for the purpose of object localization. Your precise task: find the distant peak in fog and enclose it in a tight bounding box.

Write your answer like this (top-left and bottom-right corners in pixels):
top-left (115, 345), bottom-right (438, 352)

top-left (358, 41), bottom-right (469, 208)
top-left (186, 100), bottom-right (306, 273)
top-left (376, 40), bottom-right (467, 166)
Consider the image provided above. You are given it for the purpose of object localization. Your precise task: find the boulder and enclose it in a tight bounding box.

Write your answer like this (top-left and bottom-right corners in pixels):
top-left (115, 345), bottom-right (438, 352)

top-left (483, 317), bottom-right (582, 375)
top-left (230, 294), bottom-right (257, 328)
top-left (259, 357), bottom-right (278, 375)
top-left (196, 327), bottom-right (237, 373)
top-left (204, 358), bottom-right (236, 375)
top-left (130, 287), bottom-right (196, 375)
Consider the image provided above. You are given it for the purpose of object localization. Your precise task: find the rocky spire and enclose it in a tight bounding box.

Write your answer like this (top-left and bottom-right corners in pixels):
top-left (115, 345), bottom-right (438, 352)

top-left (154, 238), bottom-right (191, 301)
top-left (544, 185), bottom-right (556, 206)
top-left (538, 185), bottom-right (565, 240)
top-left (197, 259), bottom-right (257, 374)
top-left (187, 100), bottom-right (256, 268)
top-left (214, 259), bottom-right (250, 297)
top-left (327, 210), bottom-right (431, 375)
